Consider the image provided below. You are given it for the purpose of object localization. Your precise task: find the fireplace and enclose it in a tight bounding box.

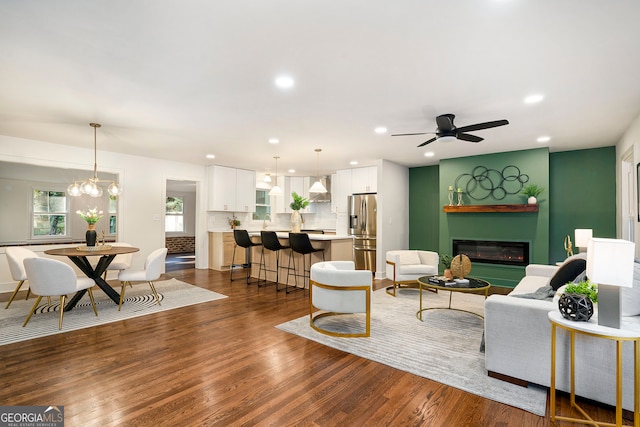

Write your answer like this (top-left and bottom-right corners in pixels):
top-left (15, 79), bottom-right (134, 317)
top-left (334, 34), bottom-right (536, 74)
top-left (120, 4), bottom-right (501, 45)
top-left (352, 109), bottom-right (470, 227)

top-left (452, 239), bottom-right (529, 266)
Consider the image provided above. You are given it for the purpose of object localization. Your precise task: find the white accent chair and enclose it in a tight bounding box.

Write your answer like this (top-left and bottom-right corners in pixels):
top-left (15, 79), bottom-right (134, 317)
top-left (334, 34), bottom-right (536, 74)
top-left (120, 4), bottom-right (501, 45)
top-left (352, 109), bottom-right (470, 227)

top-left (309, 261), bottom-right (372, 337)
top-left (385, 250), bottom-right (439, 296)
top-left (117, 248), bottom-right (167, 311)
top-left (23, 257), bottom-right (98, 329)
top-left (5, 247), bottom-right (39, 309)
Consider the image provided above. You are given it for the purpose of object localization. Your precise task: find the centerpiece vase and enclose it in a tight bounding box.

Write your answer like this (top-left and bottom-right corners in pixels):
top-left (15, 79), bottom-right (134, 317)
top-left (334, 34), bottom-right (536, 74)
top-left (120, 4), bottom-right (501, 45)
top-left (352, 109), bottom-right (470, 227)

top-left (290, 210), bottom-right (302, 233)
top-left (86, 224), bottom-right (97, 247)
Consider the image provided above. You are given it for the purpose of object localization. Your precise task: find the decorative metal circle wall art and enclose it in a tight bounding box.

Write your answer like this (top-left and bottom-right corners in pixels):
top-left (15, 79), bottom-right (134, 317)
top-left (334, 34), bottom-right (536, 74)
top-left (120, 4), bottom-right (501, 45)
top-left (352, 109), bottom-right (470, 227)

top-left (454, 165), bottom-right (530, 201)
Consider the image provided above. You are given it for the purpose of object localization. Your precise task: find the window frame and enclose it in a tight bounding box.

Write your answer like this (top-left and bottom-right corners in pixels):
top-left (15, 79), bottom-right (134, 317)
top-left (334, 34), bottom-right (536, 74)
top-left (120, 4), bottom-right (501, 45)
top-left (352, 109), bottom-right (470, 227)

top-left (31, 186), bottom-right (69, 240)
top-left (165, 195), bottom-right (185, 233)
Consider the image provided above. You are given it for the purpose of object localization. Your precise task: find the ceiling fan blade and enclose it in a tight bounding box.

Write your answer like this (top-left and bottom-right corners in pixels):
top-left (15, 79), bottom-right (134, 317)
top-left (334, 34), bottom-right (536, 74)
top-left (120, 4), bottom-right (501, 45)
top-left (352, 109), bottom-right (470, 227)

top-left (436, 114), bottom-right (455, 132)
top-left (457, 133), bottom-right (484, 143)
top-left (391, 132), bottom-right (430, 137)
top-left (456, 119), bottom-right (509, 133)
top-left (417, 137), bottom-right (438, 147)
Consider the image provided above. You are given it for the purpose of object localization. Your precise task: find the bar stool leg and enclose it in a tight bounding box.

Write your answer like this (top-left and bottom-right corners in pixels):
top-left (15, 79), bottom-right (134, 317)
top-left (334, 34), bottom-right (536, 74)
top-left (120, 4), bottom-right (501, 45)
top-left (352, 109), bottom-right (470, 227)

top-left (230, 243), bottom-right (237, 282)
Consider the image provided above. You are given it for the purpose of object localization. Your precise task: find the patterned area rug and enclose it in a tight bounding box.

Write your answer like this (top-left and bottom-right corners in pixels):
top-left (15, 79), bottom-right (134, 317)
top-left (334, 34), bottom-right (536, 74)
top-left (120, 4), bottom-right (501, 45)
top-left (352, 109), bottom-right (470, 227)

top-left (276, 287), bottom-right (547, 416)
top-left (0, 278), bottom-right (227, 346)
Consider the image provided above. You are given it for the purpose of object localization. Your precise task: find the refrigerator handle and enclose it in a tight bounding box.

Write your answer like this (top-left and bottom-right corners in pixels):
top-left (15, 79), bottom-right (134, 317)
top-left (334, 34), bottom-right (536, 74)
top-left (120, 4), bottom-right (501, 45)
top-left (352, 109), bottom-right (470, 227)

top-left (361, 199), bottom-right (366, 231)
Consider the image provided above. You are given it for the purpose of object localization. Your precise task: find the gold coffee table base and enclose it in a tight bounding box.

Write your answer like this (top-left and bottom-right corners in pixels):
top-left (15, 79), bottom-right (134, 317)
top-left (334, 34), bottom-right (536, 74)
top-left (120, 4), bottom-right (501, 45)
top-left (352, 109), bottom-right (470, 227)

top-left (416, 276), bottom-right (490, 321)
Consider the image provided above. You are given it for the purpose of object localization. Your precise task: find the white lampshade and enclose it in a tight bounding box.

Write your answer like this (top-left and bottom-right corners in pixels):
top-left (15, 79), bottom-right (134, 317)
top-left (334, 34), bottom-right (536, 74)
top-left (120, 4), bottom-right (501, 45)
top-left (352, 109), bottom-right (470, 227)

top-left (574, 229), bottom-right (593, 248)
top-left (587, 238), bottom-right (635, 288)
top-left (264, 174), bottom-right (272, 183)
top-left (268, 185), bottom-right (283, 196)
top-left (309, 180), bottom-right (327, 193)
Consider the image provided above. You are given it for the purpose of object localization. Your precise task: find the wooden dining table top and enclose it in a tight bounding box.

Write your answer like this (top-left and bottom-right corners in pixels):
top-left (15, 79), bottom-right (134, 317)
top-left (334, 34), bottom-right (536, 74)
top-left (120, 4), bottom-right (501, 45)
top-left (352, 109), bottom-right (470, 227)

top-left (44, 245), bottom-right (139, 257)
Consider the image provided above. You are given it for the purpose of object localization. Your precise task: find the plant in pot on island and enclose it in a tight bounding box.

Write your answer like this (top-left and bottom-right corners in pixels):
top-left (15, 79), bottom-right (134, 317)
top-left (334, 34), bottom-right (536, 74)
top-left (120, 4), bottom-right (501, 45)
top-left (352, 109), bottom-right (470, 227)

top-left (228, 215), bottom-right (241, 229)
top-left (521, 183), bottom-right (544, 205)
top-left (77, 207), bottom-right (103, 247)
top-left (440, 254), bottom-right (453, 280)
top-left (289, 192), bottom-right (309, 233)
top-left (558, 279), bottom-right (598, 322)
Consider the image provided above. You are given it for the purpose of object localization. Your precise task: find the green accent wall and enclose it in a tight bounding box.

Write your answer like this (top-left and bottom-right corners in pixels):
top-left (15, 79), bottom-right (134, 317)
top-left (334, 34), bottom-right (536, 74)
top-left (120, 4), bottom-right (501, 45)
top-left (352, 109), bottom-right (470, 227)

top-left (409, 166), bottom-right (439, 251)
top-left (548, 147), bottom-right (616, 262)
top-left (409, 146), bottom-right (617, 288)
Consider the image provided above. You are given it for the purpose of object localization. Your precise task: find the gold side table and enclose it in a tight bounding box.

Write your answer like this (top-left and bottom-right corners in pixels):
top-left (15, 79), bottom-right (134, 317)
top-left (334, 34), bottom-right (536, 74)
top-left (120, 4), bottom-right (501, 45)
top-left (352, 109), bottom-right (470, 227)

top-left (548, 311), bottom-right (640, 427)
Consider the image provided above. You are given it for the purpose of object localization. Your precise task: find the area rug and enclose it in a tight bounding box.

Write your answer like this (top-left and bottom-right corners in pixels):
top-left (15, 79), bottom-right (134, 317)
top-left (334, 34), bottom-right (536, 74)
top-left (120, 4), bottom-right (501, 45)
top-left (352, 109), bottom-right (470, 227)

top-left (276, 288), bottom-right (547, 417)
top-left (0, 278), bottom-right (227, 346)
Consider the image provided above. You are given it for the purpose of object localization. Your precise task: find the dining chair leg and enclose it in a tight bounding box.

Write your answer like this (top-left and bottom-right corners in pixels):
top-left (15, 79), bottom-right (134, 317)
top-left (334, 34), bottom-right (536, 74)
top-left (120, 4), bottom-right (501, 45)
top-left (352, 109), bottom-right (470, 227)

top-left (5, 280), bottom-right (25, 309)
top-left (22, 295), bottom-right (43, 327)
top-left (59, 295), bottom-right (66, 330)
top-left (119, 281), bottom-right (128, 311)
top-left (87, 288), bottom-right (98, 316)
top-left (148, 281), bottom-right (161, 306)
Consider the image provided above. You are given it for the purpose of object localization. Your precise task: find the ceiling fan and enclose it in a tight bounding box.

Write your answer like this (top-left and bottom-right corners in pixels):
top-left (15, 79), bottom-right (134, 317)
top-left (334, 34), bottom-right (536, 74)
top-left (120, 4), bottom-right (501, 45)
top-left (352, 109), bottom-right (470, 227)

top-left (392, 113), bottom-right (509, 147)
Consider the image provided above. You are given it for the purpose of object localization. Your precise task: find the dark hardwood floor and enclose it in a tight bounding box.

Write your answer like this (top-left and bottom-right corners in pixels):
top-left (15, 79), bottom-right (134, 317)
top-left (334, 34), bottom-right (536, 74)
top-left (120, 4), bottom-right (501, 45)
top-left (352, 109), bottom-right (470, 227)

top-left (0, 267), bottom-right (622, 426)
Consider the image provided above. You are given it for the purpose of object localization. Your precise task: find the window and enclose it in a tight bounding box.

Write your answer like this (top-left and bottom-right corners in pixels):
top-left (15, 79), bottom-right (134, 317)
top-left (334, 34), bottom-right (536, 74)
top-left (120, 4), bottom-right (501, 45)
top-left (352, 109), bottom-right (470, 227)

top-left (108, 195), bottom-right (117, 235)
top-left (165, 196), bottom-right (184, 232)
top-left (253, 189), bottom-right (271, 220)
top-left (33, 189), bottom-right (67, 236)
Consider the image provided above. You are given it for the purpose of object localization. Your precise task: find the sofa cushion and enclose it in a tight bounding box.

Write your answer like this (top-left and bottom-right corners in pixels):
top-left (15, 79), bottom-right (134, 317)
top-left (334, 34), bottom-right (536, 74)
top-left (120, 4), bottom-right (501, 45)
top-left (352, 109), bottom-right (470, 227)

top-left (549, 256), bottom-right (587, 290)
top-left (397, 251), bottom-right (421, 266)
top-left (398, 264), bottom-right (438, 276)
top-left (622, 261), bottom-right (640, 316)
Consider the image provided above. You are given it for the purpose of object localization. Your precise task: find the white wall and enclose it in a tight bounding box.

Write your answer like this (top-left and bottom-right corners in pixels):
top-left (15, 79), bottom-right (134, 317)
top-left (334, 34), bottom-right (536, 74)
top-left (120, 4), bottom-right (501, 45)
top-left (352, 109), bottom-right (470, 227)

top-left (0, 135), bottom-right (208, 292)
top-left (617, 112), bottom-right (640, 256)
top-left (377, 159), bottom-right (409, 279)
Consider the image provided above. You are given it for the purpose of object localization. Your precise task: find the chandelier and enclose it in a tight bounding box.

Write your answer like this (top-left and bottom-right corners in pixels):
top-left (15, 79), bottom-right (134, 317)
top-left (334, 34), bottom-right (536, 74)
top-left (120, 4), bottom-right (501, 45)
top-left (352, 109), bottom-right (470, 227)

top-left (67, 123), bottom-right (122, 197)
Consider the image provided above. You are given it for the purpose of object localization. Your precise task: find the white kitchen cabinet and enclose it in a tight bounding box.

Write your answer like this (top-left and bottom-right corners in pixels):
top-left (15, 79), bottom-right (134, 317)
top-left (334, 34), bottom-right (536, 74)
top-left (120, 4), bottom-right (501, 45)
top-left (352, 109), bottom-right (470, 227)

top-left (333, 169), bottom-right (352, 213)
top-left (208, 165), bottom-right (256, 212)
top-left (351, 166), bottom-right (377, 193)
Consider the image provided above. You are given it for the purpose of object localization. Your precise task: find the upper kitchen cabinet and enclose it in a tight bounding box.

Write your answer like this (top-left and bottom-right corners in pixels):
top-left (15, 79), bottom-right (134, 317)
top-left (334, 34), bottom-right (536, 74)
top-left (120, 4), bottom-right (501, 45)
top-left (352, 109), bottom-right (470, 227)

top-left (333, 169), bottom-right (352, 213)
top-left (208, 165), bottom-right (256, 212)
top-left (351, 166), bottom-right (377, 193)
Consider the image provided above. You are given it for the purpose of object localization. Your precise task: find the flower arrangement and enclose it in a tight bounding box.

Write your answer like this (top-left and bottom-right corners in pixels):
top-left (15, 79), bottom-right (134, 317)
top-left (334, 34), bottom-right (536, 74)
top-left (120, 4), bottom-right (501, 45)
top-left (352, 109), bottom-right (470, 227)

top-left (76, 207), bottom-right (103, 225)
top-left (290, 192), bottom-right (309, 211)
top-left (228, 215), bottom-right (241, 228)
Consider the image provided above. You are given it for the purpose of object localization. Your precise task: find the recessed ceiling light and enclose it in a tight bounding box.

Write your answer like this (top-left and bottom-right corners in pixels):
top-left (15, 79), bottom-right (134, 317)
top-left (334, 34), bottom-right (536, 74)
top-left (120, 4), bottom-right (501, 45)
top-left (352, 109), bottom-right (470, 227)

top-left (268, 138), bottom-right (279, 144)
top-left (350, 161), bottom-right (359, 166)
top-left (524, 94), bottom-right (544, 104)
top-left (288, 169), bottom-right (295, 173)
top-left (206, 154), bottom-right (215, 159)
top-left (537, 136), bottom-right (551, 143)
top-left (424, 151), bottom-right (435, 157)
top-left (374, 126), bottom-right (387, 134)
top-left (275, 75), bottom-right (295, 89)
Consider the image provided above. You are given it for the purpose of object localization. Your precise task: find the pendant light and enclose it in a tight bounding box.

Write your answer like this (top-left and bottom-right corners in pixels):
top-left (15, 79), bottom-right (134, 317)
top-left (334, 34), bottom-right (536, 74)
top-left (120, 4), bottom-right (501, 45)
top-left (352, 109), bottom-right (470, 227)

top-left (67, 123), bottom-right (122, 197)
top-left (268, 156), bottom-right (283, 196)
top-left (308, 148), bottom-right (327, 193)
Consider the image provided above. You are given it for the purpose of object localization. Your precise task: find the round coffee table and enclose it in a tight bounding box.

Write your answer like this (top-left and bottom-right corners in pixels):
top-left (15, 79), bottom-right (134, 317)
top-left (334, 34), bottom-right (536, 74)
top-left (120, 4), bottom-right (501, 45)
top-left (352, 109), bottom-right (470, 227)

top-left (416, 276), bottom-right (491, 321)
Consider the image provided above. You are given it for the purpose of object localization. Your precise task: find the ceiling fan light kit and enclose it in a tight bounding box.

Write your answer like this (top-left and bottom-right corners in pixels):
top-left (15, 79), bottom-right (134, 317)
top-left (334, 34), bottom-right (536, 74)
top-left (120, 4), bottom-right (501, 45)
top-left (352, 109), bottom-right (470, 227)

top-left (393, 113), bottom-right (509, 147)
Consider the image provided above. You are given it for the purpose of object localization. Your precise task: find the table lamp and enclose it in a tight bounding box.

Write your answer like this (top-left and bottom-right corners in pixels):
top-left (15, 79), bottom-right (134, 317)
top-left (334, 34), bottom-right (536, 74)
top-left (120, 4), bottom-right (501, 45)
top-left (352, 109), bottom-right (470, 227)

top-left (586, 238), bottom-right (635, 329)
top-left (574, 229), bottom-right (593, 253)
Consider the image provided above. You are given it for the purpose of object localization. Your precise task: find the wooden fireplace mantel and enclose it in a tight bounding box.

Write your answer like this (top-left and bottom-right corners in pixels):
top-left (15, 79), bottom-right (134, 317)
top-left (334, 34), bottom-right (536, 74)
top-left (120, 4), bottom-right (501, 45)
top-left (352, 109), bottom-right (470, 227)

top-left (443, 204), bottom-right (539, 213)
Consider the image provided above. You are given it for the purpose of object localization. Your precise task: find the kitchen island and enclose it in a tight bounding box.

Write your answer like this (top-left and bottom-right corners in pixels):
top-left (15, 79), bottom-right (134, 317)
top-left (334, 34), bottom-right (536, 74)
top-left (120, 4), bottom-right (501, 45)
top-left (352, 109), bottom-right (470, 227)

top-left (247, 232), bottom-right (353, 288)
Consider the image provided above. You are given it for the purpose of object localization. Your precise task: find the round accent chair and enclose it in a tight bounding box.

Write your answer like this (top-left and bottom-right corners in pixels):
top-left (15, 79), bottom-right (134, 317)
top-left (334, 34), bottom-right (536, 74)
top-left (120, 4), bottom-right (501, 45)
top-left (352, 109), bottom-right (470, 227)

top-left (309, 261), bottom-right (372, 338)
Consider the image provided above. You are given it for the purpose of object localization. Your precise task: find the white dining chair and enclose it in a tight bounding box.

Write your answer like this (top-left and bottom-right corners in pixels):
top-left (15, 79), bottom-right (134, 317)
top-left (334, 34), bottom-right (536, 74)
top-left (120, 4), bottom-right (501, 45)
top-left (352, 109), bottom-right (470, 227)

top-left (103, 242), bottom-right (134, 280)
top-left (5, 247), bottom-right (39, 309)
top-left (23, 257), bottom-right (98, 329)
top-left (117, 248), bottom-right (167, 311)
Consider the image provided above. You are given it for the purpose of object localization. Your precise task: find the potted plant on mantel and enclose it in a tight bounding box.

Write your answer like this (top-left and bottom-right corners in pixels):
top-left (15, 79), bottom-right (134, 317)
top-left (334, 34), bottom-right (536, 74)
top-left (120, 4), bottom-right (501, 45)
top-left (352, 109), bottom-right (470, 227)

top-left (289, 192), bottom-right (309, 233)
top-left (558, 279), bottom-right (598, 322)
top-left (521, 183), bottom-right (545, 204)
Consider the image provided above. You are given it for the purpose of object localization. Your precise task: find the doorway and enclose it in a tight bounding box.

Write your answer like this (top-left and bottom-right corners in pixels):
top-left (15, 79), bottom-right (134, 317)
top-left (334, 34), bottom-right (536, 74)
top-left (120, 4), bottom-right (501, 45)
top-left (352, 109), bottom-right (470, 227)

top-left (165, 179), bottom-right (197, 271)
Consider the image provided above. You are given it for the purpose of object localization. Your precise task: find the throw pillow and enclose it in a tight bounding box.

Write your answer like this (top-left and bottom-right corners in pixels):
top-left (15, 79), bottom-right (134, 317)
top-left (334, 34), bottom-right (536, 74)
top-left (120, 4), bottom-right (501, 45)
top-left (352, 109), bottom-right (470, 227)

top-left (549, 258), bottom-right (587, 290)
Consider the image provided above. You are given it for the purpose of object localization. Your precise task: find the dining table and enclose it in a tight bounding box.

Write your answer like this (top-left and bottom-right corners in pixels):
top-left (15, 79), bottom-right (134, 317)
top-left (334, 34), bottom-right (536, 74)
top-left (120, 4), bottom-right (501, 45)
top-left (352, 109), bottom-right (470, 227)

top-left (44, 245), bottom-right (140, 311)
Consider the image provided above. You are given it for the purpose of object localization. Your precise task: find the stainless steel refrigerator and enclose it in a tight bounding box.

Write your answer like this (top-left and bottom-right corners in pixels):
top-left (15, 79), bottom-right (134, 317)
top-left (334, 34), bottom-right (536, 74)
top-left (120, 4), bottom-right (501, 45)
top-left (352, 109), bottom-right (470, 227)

top-left (348, 193), bottom-right (377, 272)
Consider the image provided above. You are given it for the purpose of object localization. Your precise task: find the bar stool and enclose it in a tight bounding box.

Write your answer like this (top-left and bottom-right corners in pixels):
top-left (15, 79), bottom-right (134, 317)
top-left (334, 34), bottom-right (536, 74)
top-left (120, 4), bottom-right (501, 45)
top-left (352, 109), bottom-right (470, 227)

top-left (259, 231), bottom-right (291, 290)
top-left (230, 229), bottom-right (262, 285)
top-left (286, 232), bottom-right (325, 293)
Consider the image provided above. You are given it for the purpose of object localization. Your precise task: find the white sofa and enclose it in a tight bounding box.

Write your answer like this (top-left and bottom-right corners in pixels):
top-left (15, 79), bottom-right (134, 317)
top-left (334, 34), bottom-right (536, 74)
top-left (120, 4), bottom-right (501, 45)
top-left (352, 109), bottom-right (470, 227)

top-left (484, 256), bottom-right (640, 411)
